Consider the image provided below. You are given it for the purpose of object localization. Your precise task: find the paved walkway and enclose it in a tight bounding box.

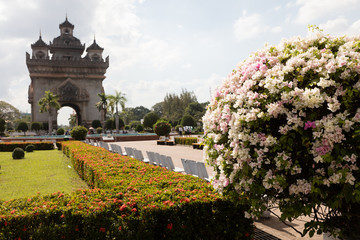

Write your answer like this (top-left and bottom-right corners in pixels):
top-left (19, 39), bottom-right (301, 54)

top-left (113, 140), bottom-right (323, 240)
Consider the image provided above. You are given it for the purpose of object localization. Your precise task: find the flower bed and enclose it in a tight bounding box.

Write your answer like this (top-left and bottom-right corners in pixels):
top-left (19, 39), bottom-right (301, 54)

top-left (203, 29), bottom-right (360, 238)
top-left (0, 142), bottom-right (54, 152)
top-left (0, 141), bottom-right (253, 239)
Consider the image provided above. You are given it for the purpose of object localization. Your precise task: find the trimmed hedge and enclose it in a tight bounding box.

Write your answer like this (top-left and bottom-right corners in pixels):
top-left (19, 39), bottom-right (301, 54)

top-left (175, 137), bottom-right (199, 145)
top-left (0, 141), bottom-right (253, 239)
top-left (0, 142), bottom-right (54, 152)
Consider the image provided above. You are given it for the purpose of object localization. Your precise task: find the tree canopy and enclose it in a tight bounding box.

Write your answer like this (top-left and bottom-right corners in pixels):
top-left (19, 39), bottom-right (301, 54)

top-left (0, 101), bottom-right (21, 122)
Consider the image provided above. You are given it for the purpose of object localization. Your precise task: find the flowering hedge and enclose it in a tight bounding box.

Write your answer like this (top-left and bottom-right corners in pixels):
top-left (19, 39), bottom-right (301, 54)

top-left (0, 141), bottom-right (253, 239)
top-left (203, 30), bottom-right (360, 238)
top-left (0, 142), bottom-right (54, 152)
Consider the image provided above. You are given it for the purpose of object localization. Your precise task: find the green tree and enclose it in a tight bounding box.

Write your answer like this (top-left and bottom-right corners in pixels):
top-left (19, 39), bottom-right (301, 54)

top-left (92, 120), bottom-right (102, 129)
top-left (181, 114), bottom-right (197, 127)
top-left (151, 102), bottom-right (163, 118)
top-left (17, 121), bottom-right (28, 135)
top-left (107, 91), bottom-right (127, 133)
top-left (185, 102), bottom-right (208, 122)
top-left (95, 93), bottom-right (108, 132)
top-left (0, 101), bottom-right (21, 122)
top-left (30, 122), bottom-right (41, 133)
top-left (161, 89), bottom-right (197, 123)
top-left (143, 112), bottom-right (159, 130)
top-left (0, 118), bottom-right (5, 135)
top-left (38, 91), bottom-right (60, 134)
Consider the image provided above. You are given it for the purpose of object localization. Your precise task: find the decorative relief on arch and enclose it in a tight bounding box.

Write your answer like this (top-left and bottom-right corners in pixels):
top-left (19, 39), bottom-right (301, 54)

top-left (57, 78), bottom-right (79, 101)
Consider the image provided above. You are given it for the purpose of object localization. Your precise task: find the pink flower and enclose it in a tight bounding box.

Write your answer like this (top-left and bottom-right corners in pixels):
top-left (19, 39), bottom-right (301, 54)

top-left (304, 121), bottom-right (316, 130)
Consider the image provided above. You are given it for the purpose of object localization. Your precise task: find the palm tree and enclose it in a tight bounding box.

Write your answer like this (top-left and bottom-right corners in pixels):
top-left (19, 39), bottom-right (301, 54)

top-left (38, 90), bottom-right (60, 135)
top-left (96, 93), bottom-right (108, 132)
top-left (108, 91), bottom-right (127, 133)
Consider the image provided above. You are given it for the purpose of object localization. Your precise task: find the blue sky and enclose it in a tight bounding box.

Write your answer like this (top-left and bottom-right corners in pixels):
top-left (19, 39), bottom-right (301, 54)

top-left (1, 0), bottom-right (360, 125)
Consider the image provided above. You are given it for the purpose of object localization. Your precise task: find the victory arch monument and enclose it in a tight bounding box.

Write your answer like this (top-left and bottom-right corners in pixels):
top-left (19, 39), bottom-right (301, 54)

top-left (26, 17), bottom-right (109, 129)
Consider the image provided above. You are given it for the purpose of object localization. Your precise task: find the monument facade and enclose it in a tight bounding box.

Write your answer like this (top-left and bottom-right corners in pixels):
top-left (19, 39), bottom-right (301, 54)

top-left (26, 17), bottom-right (109, 129)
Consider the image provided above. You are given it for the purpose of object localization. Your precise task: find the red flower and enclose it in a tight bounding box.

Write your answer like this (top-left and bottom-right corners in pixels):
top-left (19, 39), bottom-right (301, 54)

top-left (245, 232), bottom-right (250, 237)
top-left (75, 225), bottom-right (79, 231)
top-left (118, 226), bottom-right (122, 231)
top-left (99, 227), bottom-right (106, 232)
top-left (131, 208), bottom-right (137, 212)
top-left (120, 204), bottom-right (126, 211)
top-left (23, 226), bottom-right (27, 231)
top-left (167, 223), bottom-right (173, 230)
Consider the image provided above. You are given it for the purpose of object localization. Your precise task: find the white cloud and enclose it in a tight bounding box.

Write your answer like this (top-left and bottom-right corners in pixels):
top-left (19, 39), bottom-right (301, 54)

top-left (319, 17), bottom-right (360, 36)
top-left (233, 10), bottom-right (282, 41)
top-left (233, 11), bottom-right (262, 41)
top-left (295, 0), bottom-right (360, 24)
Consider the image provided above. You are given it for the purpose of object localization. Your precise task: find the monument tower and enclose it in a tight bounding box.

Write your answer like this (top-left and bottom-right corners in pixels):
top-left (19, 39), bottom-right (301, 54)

top-left (26, 17), bottom-right (109, 129)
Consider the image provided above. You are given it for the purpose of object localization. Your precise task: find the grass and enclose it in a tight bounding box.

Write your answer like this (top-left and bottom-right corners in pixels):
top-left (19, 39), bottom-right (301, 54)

top-left (0, 149), bottom-right (88, 201)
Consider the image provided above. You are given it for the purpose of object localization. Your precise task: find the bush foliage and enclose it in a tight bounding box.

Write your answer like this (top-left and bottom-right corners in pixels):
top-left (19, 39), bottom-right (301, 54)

top-left (0, 141), bottom-right (253, 239)
top-left (0, 142), bottom-right (54, 152)
top-left (70, 126), bottom-right (88, 140)
top-left (12, 147), bottom-right (25, 159)
top-left (25, 144), bottom-right (35, 152)
top-left (153, 120), bottom-right (171, 136)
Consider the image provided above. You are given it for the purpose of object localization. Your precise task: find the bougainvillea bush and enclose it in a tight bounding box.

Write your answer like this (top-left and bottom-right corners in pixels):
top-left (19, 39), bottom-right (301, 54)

top-left (0, 141), bottom-right (253, 239)
top-left (203, 30), bottom-right (360, 238)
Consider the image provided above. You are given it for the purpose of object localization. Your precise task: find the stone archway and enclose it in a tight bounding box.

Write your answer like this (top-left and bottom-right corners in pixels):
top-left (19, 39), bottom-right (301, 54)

top-left (26, 18), bottom-right (109, 130)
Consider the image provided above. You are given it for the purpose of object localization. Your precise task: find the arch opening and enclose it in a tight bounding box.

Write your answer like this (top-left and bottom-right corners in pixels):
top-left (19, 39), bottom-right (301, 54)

top-left (57, 104), bottom-right (81, 129)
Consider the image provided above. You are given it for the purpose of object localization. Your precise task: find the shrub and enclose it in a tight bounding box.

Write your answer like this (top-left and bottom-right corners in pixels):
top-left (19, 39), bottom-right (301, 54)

top-left (30, 122), bottom-right (41, 132)
top-left (124, 125), bottom-right (130, 130)
top-left (135, 124), bottom-right (144, 132)
top-left (12, 147), bottom-right (24, 159)
top-left (16, 121), bottom-right (28, 135)
top-left (175, 137), bottom-right (198, 145)
top-left (0, 142), bottom-right (54, 152)
top-left (25, 144), bottom-right (35, 152)
top-left (57, 128), bottom-right (65, 135)
top-left (96, 127), bottom-right (103, 134)
top-left (70, 126), bottom-right (88, 140)
top-left (129, 120), bottom-right (141, 129)
top-left (203, 30), bottom-right (360, 238)
top-left (153, 120), bottom-right (171, 136)
top-left (91, 120), bottom-right (102, 129)
top-left (0, 141), bottom-right (254, 239)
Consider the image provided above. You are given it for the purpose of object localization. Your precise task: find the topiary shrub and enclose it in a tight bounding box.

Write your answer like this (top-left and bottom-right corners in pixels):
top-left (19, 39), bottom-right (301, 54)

top-left (135, 124), bottom-right (144, 132)
top-left (57, 128), bottom-right (65, 135)
top-left (96, 127), bottom-right (103, 134)
top-left (203, 29), bottom-right (360, 239)
top-left (70, 126), bottom-right (88, 140)
top-left (12, 147), bottom-right (25, 159)
top-left (25, 144), bottom-right (35, 152)
top-left (92, 120), bottom-right (102, 129)
top-left (153, 120), bottom-right (171, 137)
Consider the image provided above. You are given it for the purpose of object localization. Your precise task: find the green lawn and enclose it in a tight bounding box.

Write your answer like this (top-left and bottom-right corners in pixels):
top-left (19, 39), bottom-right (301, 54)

top-left (0, 150), bottom-right (88, 201)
